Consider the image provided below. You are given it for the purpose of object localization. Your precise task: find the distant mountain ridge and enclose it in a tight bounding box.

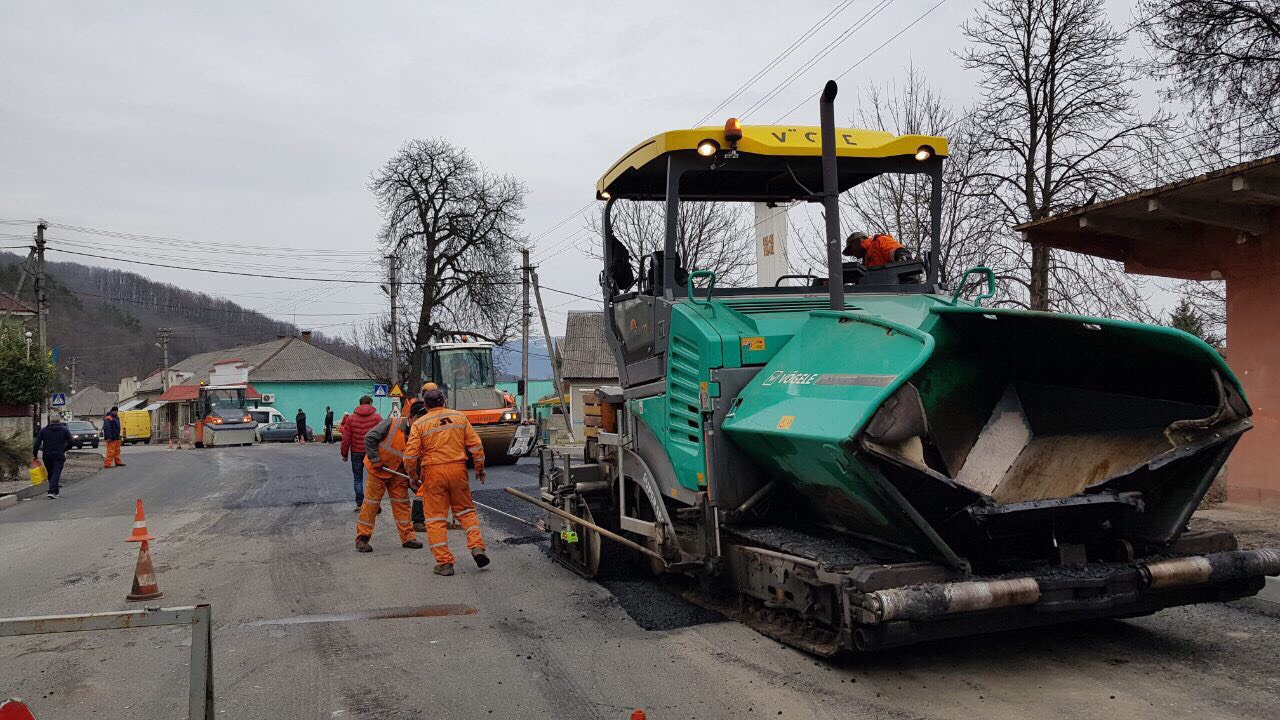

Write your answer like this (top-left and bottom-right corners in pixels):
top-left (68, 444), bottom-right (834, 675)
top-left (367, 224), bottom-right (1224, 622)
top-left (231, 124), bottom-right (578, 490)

top-left (0, 251), bottom-right (365, 392)
top-left (494, 338), bottom-right (552, 380)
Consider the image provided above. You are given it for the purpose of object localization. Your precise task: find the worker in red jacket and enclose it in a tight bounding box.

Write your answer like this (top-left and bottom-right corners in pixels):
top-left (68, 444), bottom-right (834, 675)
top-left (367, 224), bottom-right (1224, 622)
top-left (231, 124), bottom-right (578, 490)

top-left (843, 230), bottom-right (911, 267)
top-left (340, 395), bottom-right (382, 511)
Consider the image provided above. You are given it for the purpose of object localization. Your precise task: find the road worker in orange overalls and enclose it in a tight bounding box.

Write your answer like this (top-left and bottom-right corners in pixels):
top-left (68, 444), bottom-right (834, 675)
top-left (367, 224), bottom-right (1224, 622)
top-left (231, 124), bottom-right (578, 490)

top-left (404, 387), bottom-right (489, 577)
top-left (411, 382), bottom-right (440, 532)
top-left (355, 398), bottom-right (426, 553)
top-left (843, 230), bottom-right (911, 267)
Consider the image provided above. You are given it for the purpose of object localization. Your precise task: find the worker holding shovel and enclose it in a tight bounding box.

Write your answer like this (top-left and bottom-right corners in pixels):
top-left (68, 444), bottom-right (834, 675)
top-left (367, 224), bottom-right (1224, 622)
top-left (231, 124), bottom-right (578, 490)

top-left (355, 399), bottom-right (426, 552)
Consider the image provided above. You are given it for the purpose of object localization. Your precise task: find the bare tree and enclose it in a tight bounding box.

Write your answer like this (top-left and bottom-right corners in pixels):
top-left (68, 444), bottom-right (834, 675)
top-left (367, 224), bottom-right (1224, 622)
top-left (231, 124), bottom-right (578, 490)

top-left (1139, 0), bottom-right (1280, 157)
top-left (370, 138), bottom-right (525, 384)
top-left (791, 67), bottom-right (1017, 300)
top-left (582, 200), bottom-right (754, 287)
top-left (1173, 278), bottom-right (1227, 343)
top-left (962, 0), bottom-right (1170, 315)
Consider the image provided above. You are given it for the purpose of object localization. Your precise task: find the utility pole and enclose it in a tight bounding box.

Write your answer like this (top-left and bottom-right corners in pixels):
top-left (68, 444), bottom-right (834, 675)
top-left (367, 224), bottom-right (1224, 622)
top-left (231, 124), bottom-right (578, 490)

top-left (520, 248), bottom-right (531, 419)
top-left (35, 221), bottom-right (48, 430)
top-left (67, 356), bottom-right (78, 394)
top-left (35, 222), bottom-right (47, 355)
top-left (157, 328), bottom-right (172, 390)
top-left (387, 254), bottom-right (399, 391)
top-left (530, 268), bottom-right (572, 436)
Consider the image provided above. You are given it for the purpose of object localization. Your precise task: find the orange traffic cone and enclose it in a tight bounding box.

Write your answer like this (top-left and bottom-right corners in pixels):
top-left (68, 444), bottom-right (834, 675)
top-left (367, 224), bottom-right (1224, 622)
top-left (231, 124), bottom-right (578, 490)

top-left (126, 499), bottom-right (155, 542)
top-left (630, 711), bottom-right (646, 720)
top-left (125, 499), bottom-right (162, 602)
top-left (126, 540), bottom-right (163, 601)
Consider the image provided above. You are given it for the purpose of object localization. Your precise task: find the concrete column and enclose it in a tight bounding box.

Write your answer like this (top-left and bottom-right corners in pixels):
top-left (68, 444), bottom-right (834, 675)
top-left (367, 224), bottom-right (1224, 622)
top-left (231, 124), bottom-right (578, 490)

top-left (1225, 235), bottom-right (1280, 506)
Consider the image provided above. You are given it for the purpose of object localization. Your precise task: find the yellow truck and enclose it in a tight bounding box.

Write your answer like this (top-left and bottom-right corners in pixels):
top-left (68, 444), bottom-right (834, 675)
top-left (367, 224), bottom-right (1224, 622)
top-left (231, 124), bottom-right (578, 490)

top-left (118, 409), bottom-right (152, 445)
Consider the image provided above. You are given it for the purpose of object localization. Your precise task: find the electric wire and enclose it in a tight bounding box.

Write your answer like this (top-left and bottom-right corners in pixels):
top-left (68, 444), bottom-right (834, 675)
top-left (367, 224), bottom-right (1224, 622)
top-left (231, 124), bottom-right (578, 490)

top-left (738, 0), bottom-right (898, 121)
top-left (771, 0), bottom-right (951, 123)
top-left (692, 0), bottom-right (858, 127)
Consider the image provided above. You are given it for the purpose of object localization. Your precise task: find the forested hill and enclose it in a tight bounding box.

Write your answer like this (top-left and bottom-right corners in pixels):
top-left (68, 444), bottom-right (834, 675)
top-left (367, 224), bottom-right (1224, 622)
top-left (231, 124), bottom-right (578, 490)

top-left (0, 251), bottom-right (368, 392)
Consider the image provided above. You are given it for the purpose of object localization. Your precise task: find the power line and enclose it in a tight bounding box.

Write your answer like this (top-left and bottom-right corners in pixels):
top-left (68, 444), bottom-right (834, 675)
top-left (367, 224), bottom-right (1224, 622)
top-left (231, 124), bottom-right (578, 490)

top-left (47, 247), bottom-right (389, 283)
top-left (693, 0), bottom-right (857, 127)
top-left (38, 220), bottom-right (371, 256)
top-left (49, 237), bottom-right (370, 276)
top-left (739, 0), bottom-right (898, 121)
top-left (773, 0), bottom-right (951, 123)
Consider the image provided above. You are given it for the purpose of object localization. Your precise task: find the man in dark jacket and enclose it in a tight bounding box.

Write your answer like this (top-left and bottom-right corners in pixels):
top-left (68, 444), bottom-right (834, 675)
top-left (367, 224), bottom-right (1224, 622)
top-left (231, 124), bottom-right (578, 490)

top-left (102, 407), bottom-right (125, 468)
top-left (323, 406), bottom-right (335, 444)
top-left (295, 408), bottom-right (307, 443)
top-left (34, 415), bottom-right (73, 498)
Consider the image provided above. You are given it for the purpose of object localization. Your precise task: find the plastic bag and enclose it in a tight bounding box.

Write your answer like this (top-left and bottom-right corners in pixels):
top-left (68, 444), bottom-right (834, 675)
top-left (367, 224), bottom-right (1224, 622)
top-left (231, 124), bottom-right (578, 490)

top-left (29, 459), bottom-right (47, 486)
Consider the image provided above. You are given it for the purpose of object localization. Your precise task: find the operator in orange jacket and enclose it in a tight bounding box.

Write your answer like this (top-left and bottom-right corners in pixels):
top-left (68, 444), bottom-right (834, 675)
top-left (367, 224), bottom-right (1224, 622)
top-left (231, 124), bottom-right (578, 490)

top-left (355, 398), bottom-right (427, 553)
top-left (404, 388), bottom-right (489, 576)
top-left (843, 230), bottom-right (911, 267)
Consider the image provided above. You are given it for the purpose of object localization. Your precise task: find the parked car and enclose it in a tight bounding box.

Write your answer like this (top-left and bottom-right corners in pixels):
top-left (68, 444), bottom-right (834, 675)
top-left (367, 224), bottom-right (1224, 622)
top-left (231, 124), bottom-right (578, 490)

top-left (66, 420), bottom-right (101, 449)
top-left (256, 421), bottom-right (314, 443)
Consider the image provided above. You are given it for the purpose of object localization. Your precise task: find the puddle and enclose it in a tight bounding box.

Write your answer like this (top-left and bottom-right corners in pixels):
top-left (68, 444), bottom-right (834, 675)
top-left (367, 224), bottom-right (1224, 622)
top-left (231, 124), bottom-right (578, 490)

top-left (246, 605), bottom-right (477, 626)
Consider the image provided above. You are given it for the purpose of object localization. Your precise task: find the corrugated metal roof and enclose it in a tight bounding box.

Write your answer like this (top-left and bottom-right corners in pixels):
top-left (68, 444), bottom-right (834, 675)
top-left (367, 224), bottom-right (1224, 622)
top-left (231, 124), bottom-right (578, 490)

top-left (160, 337), bottom-right (371, 385)
top-left (558, 312), bottom-right (617, 380)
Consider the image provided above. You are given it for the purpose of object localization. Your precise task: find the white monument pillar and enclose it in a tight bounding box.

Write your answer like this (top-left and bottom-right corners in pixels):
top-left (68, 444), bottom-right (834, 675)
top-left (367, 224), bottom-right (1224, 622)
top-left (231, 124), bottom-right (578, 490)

top-left (754, 203), bottom-right (790, 287)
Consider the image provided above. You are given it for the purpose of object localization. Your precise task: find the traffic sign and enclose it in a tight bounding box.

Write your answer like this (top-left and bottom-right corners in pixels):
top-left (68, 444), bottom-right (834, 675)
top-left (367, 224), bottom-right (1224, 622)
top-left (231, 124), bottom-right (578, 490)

top-left (389, 384), bottom-right (404, 398)
top-left (373, 384), bottom-right (389, 398)
top-left (50, 393), bottom-right (67, 407)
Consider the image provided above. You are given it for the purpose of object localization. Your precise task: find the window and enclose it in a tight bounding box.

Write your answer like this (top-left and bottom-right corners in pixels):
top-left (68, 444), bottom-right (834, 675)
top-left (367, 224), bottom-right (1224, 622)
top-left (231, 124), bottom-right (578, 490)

top-left (425, 348), bottom-right (495, 392)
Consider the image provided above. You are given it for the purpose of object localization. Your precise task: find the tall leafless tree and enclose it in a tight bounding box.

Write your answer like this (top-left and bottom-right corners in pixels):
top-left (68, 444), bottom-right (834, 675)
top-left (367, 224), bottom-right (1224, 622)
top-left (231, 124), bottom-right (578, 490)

top-left (582, 200), bottom-right (754, 287)
top-left (370, 139), bottom-right (524, 385)
top-left (792, 67), bottom-right (1017, 300)
top-left (1139, 0), bottom-right (1280, 158)
top-left (962, 0), bottom-right (1170, 315)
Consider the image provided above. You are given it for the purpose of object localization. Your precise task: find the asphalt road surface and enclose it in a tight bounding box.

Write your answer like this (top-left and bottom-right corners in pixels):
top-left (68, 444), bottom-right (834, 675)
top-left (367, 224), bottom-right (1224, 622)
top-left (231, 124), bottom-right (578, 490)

top-left (1, 444), bottom-right (1277, 719)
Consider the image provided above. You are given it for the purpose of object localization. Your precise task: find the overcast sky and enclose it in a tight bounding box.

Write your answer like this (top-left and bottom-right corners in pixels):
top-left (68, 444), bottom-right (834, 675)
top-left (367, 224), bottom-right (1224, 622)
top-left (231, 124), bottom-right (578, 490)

top-left (0, 1), bottom-right (1155, 338)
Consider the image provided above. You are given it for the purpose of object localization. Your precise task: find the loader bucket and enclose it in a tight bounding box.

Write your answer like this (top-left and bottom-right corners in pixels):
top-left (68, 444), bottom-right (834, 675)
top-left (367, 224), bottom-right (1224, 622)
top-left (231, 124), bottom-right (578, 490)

top-left (721, 304), bottom-right (1250, 570)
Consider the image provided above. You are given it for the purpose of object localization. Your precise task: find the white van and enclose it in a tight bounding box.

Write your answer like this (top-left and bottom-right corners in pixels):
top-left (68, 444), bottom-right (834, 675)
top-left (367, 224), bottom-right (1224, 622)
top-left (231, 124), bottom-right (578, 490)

top-left (247, 406), bottom-right (286, 426)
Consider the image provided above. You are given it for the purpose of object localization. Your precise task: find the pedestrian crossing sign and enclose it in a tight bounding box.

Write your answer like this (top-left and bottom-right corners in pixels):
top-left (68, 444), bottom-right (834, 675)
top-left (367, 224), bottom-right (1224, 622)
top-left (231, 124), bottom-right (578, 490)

top-left (50, 393), bottom-right (67, 407)
top-left (373, 384), bottom-right (389, 397)
top-left (389, 384), bottom-right (403, 398)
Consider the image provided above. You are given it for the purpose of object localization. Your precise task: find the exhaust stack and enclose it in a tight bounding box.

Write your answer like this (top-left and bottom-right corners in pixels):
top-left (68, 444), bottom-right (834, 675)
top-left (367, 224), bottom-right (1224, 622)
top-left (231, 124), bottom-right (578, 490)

top-left (819, 80), bottom-right (844, 311)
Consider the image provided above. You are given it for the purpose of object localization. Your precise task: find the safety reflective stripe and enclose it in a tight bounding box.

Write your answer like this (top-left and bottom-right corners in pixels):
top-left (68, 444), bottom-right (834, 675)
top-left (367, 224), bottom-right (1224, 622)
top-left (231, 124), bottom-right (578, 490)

top-left (389, 498), bottom-right (411, 505)
top-left (454, 507), bottom-right (475, 517)
top-left (423, 516), bottom-right (448, 522)
top-left (356, 520), bottom-right (374, 529)
top-left (417, 423), bottom-right (467, 439)
top-left (377, 420), bottom-right (411, 460)
top-left (430, 541), bottom-right (448, 548)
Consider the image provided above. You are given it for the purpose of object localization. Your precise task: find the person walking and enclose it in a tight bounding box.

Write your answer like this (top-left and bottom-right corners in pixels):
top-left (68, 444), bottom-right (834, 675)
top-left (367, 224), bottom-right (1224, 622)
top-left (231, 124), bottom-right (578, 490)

top-left (295, 408), bottom-right (308, 443)
top-left (340, 396), bottom-right (382, 512)
top-left (102, 406), bottom-right (125, 468)
top-left (404, 388), bottom-right (489, 577)
top-left (323, 406), bottom-right (335, 444)
top-left (355, 399), bottom-right (427, 552)
top-left (33, 414), bottom-right (73, 499)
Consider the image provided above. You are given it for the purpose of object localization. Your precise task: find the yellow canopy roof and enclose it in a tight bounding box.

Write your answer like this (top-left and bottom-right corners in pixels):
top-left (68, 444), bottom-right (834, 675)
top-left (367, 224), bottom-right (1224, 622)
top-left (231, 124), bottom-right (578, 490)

top-left (597, 124), bottom-right (948, 200)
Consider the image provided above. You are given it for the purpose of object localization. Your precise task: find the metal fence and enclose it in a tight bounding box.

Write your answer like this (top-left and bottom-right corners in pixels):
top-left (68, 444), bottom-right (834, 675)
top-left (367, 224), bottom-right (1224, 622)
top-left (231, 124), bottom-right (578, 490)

top-left (0, 604), bottom-right (213, 719)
